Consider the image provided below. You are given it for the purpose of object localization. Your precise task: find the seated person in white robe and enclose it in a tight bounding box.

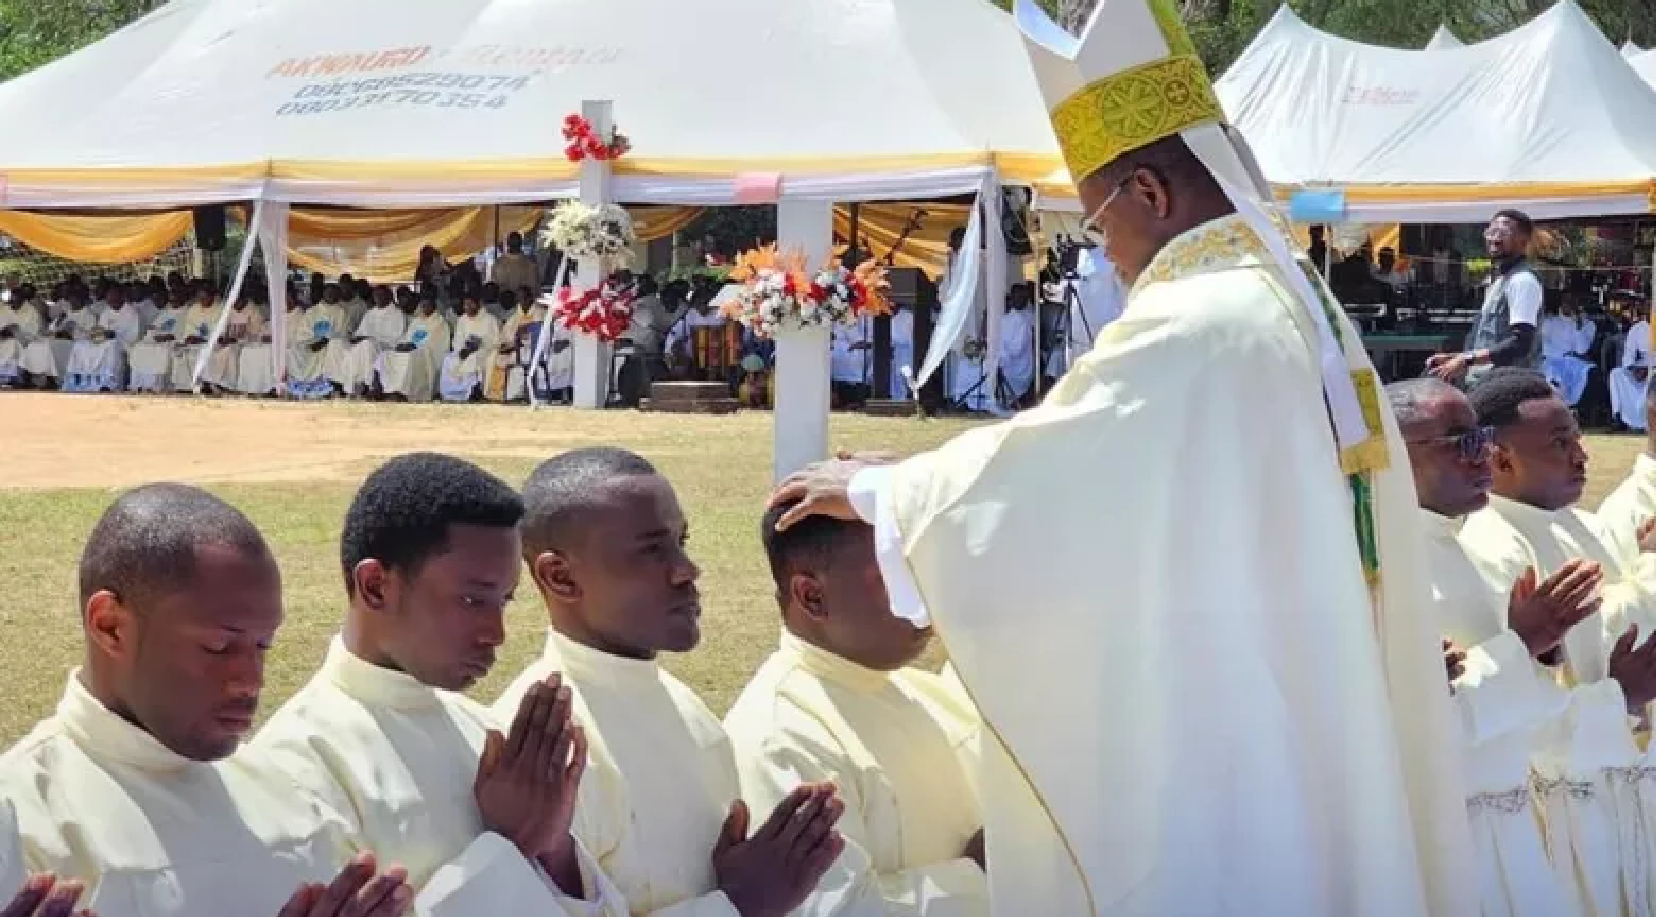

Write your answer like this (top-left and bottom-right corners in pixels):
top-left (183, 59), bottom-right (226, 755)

top-left (1390, 378), bottom-right (1610, 917)
top-left (1608, 315), bottom-right (1651, 431)
top-left (1539, 302), bottom-right (1597, 407)
top-left (438, 294), bottom-right (501, 402)
top-left (1597, 398), bottom-right (1654, 576)
top-left (725, 502), bottom-right (989, 917)
top-left (885, 305), bottom-right (914, 400)
top-left (20, 291), bottom-right (95, 388)
top-left (335, 290), bottom-right (407, 397)
top-left (128, 288), bottom-right (191, 392)
top-left (201, 293), bottom-right (267, 394)
top-left (485, 289), bottom-right (544, 402)
top-left (995, 285), bottom-right (1036, 409)
top-left (169, 286), bottom-right (223, 394)
top-left (237, 288), bottom-right (280, 396)
top-left (255, 455), bottom-right (627, 916)
top-left (288, 294), bottom-right (349, 400)
top-left (830, 317), bottom-right (872, 409)
top-left (1458, 370), bottom-right (1656, 917)
top-left (497, 447), bottom-right (847, 917)
top-left (64, 287), bottom-right (143, 393)
top-left (0, 283), bottom-right (43, 386)
top-left (0, 484), bottom-right (423, 917)
top-left (377, 295), bottom-right (449, 403)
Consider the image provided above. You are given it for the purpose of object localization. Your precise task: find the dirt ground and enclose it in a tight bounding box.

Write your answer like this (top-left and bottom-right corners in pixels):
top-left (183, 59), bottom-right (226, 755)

top-left (2, 392), bottom-right (795, 489)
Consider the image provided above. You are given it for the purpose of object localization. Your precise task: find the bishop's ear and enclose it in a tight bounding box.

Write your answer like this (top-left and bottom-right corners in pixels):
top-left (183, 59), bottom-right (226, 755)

top-left (84, 590), bottom-right (137, 662)
top-left (532, 550), bottom-right (581, 602)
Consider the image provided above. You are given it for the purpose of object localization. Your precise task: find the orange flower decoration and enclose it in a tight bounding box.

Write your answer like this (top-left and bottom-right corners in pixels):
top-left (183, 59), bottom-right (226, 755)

top-left (852, 260), bottom-right (893, 316)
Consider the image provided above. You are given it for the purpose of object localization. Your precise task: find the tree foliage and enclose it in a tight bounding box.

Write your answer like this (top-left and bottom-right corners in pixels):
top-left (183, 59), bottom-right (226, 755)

top-left (0, 0), bottom-right (158, 82)
top-left (994, 0), bottom-right (1652, 76)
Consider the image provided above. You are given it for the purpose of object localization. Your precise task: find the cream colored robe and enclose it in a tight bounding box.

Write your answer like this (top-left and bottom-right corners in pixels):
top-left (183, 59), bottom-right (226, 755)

top-left (1420, 510), bottom-right (1584, 917)
top-left (0, 302), bottom-right (41, 381)
top-left (169, 301), bottom-right (222, 391)
top-left (331, 305), bottom-right (404, 392)
top-left (493, 629), bottom-right (742, 917)
top-left (20, 306), bottom-right (93, 379)
top-left (1461, 498), bottom-right (1653, 917)
top-left (127, 307), bottom-right (188, 391)
top-left (0, 672), bottom-right (451, 917)
top-left (201, 306), bottom-right (265, 389)
top-left (66, 305), bottom-right (143, 391)
top-left (486, 305), bottom-right (546, 401)
top-left (723, 633), bottom-right (988, 917)
top-left (377, 311), bottom-right (450, 403)
top-left (287, 304), bottom-right (346, 390)
top-left (253, 638), bottom-right (627, 916)
top-left (439, 311), bottom-right (501, 401)
top-left (492, 253), bottom-right (540, 297)
top-left (849, 215), bottom-right (1478, 917)
top-left (1598, 453), bottom-right (1654, 583)
top-left (0, 800), bottom-right (23, 903)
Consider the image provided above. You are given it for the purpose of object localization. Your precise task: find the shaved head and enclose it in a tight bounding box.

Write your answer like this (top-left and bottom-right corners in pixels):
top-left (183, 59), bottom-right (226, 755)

top-left (521, 447), bottom-right (660, 558)
top-left (80, 483), bottom-right (270, 608)
top-left (1386, 377), bottom-right (1463, 429)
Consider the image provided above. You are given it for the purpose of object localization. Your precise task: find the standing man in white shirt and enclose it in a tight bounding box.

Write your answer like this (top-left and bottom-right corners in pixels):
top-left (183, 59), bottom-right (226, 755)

top-left (1428, 210), bottom-right (1544, 388)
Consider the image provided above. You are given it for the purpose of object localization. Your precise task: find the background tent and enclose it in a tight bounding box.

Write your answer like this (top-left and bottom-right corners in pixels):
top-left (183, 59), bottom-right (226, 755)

top-left (1213, 1), bottom-right (1655, 222)
top-left (0, 0), bottom-right (1061, 210)
top-left (1622, 40), bottom-right (1645, 57)
top-left (1424, 25), bottom-right (1465, 48)
top-left (1630, 48), bottom-right (1657, 86)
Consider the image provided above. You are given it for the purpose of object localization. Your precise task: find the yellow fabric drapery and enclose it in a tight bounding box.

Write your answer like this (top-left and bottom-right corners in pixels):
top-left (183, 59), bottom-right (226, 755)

top-left (833, 202), bottom-right (970, 279)
top-left (0, 210), bottom-right (194, 264)
top-left (286, 205), bottom-right (543, 282)
top-left (631, 205), bottom-right (702, 243)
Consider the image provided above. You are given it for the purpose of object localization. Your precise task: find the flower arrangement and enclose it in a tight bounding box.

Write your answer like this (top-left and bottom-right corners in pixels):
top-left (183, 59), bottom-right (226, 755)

top-left (541, 201), bottom-right (636, 264)
top-left (720, 244), bottom-right (891, 338)
top-left (552, 273), bottom-right (637, 343)
top-left (562, 113), bottom-right (631, 162)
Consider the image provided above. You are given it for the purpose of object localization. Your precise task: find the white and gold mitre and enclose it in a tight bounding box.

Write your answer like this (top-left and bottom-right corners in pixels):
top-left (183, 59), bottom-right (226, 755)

top-left (1014, 0), bottom-right (1271, 200)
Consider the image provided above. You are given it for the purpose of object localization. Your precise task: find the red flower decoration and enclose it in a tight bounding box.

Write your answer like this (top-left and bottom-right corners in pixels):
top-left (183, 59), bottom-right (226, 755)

top-left (561, 112), bottom-right (631, 163)
top-left (552, 276), bottom-right (637, 342)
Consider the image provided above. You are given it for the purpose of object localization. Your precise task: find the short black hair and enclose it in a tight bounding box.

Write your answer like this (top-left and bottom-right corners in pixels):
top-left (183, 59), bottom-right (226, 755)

top-left (79, 484), bottom-right (269, 608)
top-left (759, 500), bottom-right (862, 605)
top-left (1467, 368), bottom-right (1557, 431)
top-left (1092, 134), bottom-right (1222, 203)
top-left (1491, 209), bottom-right (1534, 236)
top-left (340, 453), bottom-right (524, 595)
top-left (521, 447), bottom-right (658, 557)
top-left (1385, 377), bottom-right (1463, 427)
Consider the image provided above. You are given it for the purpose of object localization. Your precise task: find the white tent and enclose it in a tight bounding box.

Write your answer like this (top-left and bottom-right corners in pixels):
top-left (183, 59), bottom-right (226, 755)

top-left (1424, 25), bottom-right (1465, 49)
top-left (0, 0), bottom-right (1062, 209)
top-left (1630, 48), bottom-right (1657, 87)
top-left (1621, 39), bottom-right (1645, 58)
top-left (1212, 2), bottom-right (1654, 222)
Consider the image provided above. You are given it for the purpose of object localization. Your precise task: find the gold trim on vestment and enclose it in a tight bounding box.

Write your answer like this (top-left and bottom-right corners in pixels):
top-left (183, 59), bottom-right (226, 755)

top-left (1050, 54), bottom-right (1221, 184)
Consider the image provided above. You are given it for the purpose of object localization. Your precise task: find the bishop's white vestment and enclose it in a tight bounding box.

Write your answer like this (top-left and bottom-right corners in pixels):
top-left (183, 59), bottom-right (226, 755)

top-left (723, 633), bottom-right (988, 917)
top-left (846, 215), bottom-right (1477, 917)
top-left (494, 629), bottom-right (743, 917)
top-left (1598, 453), bottom-right (1654, 575)
top-left (253, 638), bottom-right (626, 917)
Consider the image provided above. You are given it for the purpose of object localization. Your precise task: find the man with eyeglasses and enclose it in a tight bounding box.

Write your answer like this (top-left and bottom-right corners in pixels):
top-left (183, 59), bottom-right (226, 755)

top-left (1426, 210), bottom-right (1544, 388)
top-left (1390, 376), bottom-right (1606, 917)
top-left (1457, 368), bottom-right (1654, 917)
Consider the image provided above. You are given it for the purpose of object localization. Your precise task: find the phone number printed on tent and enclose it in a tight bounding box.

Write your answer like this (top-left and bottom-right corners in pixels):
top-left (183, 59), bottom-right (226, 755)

top-left (276, 73), bottom-right (533, 116)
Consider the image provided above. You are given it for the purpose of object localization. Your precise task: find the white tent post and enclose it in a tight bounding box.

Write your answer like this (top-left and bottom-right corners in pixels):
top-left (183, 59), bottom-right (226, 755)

top-left (570, 99), bottom-right (615, 410)
top-left (260, 203), bottom-right (290, 394)
top-left (772, 198), bottom-right (834, 483)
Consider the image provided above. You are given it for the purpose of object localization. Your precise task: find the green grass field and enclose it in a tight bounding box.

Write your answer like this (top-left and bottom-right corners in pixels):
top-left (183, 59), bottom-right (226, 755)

top-left (0, 394), bottom-right (1644, 747)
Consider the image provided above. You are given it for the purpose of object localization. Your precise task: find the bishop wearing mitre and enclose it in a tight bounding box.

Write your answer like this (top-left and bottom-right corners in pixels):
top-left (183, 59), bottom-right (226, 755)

top-left (770, 1), bottom-right (1478, 914)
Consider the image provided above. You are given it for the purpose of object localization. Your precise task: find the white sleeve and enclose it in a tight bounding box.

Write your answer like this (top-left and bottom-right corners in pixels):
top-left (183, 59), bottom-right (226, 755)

top-left (1505, 273), bottom-right (1542, 327)
top-left (414, 832), bottom-right (629, 917)
top-left (848, 466), bottom-right (932, 628)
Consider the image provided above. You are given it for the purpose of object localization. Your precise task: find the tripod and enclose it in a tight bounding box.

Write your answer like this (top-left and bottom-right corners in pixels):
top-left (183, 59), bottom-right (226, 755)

top-left (1044, 274), bottom-right (1095, 382)
top-left (947, 350), bottom-right (1017, 414)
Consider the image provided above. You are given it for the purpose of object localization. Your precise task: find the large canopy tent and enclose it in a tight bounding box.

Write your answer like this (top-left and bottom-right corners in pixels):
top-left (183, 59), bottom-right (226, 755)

top-left (1424, 25), bottom-right (1465, 49)
top-left (0, 0), bottom-right (1060, 210)
top-left (1210, 1), bottom-right (1655, 223)
top-left (1630, 48), bottom-right (1657, 87)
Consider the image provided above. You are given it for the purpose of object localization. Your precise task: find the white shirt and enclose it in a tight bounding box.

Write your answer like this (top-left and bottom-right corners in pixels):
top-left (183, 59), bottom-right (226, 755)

top-left (1621, 320), bottom-right (1651, 369)
top-left (1484, 269), bottom-right (1542, 328)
